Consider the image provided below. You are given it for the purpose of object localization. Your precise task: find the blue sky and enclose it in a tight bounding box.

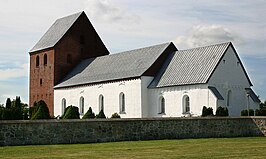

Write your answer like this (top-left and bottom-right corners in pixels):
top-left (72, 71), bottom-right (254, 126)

top-left (0, 0), bottom-right (265, 104)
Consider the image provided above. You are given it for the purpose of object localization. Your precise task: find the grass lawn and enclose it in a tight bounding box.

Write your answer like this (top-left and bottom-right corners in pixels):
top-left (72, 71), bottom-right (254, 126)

top-left (1, 137), bottom-right (266, 159)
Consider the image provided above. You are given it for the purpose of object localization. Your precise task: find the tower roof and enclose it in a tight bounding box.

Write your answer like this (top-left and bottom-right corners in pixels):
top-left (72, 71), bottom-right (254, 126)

top-left (30, 12), bottom-right (83, 53)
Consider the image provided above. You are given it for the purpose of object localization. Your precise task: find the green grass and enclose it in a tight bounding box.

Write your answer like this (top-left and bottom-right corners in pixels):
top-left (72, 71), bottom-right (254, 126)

top-left (1, 137), bottom-right (266, 159)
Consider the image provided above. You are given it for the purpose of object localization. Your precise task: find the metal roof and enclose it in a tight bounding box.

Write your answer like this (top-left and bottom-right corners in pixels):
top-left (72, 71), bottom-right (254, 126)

top-left (149, 42), bottom-right (231, 88)
top-left (208, 86), bottom-right (224, 100)
top-left (54, 42), bottom-right (172, 88)
top-left (30, 12), bottom-right (83, 53)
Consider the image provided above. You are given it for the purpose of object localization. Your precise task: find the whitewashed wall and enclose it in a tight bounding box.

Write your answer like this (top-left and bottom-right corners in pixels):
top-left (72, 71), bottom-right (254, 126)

top-left (208, 45), bottom-right (259, 116)
top-left (147, 84), bottom-right (218, 117)
top-left (54, 78), bottom-right (142, 118)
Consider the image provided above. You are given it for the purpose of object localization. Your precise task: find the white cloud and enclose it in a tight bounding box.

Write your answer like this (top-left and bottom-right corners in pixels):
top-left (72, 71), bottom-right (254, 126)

top-left (0, 63), bottom-right (28, 81)
top-left (175, 25), bottom-right (244, 49)
top-left (85, 0), bottom-right (140, 25)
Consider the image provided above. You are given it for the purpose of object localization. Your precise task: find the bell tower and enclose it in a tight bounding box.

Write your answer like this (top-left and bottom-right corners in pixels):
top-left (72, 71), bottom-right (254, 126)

top-left (29, 11), bottom-right (109, 115)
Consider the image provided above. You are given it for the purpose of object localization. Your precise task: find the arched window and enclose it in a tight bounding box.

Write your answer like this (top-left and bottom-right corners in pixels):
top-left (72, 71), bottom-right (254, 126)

top-left (44, 54), bottom-right (47, 65)
top-left (61, 98), bottom-right (66, 115)
top-left (99, 94), bottom-right (104, 112)
top-left (79, 96), bottom-right (84, 115)
top-left (159, 97), bottom-right (165, 114)
top-left (36, 55), bottom-right (39, 67)
top-left (183, 95), bottom-right (190, 113)
top-left (227, 90), bottom-right (232, 107)
top-left (40, 78), bottom-right (42, 86)
top-left (67, 54), bottom-right (72, 64)
top-left (119, 92), bottom-right (125, 113)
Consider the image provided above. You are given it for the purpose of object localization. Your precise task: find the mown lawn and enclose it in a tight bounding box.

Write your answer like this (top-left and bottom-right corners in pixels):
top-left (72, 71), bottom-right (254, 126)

top-left (1, 137), bottom-right (266, 159)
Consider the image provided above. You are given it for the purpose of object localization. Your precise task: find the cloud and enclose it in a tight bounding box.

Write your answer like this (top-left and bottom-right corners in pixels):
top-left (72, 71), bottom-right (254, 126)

top-left (175, 25), bottom-right (244, 49)
top-left (85, 0), bottom-right (140, 25)
top-left (0, 63), bottom-right (28, 81)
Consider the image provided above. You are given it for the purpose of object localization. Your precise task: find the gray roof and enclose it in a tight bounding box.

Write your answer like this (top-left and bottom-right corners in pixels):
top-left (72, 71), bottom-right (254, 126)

top-left (54, 42), bottom-right (172, 88)
top-left (149, 42), bottom-right (231, 88)
top-left (208, 86), bottom-right (224, 100)
top-left (30, 12), bottom-right (83, 53)
top-left (245, 88), bottom-right (260, 103)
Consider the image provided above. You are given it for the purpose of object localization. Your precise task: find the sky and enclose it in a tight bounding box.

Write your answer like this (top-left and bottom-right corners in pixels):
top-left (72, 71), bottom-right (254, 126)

top-left (0, 0), bottom-right (265, 104)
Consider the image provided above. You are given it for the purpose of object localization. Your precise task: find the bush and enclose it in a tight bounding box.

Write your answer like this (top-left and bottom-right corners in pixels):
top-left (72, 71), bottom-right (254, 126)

top-left (241, 109), bottom-right (254, 116)
top-left (215, 106), bottom-right (229, 116)
top-left (1, 108), bottom-right (14, 120)
top-left (96, 109), bottom-right (106, 119)
top-left (202, 106), bottom-right (214, 117)
top-left (5, 98), bottom-right (11, 109)
top-left (255, 108), bottom-right (266, 116)
top-left (82, 107), bottom-right (95, 119)
top-left (62, 105), bottom-right (80, 119)
top-left (31, 100), bottom-right (50, 120)
top-left (111, 112), bottom-right (121, 118)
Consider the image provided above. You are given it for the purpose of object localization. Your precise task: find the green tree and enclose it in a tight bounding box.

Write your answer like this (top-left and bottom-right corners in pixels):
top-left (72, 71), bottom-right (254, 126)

top-left (5, 98), bottom-right (11, 109)
top-left (111, 112), bottom-right (120, 118)
top-left (216, 106), bottom-right (229, 116)
top-left (82, 107), bottom-right (95, 119)
top-left (31, 100), bottom-right (50, 120)
top-left (202, 106), bottom-right (214, 117)
top-left (62, 105), bottom-right (80, 119)
top-left (96, 109), bottom-right (106, 119)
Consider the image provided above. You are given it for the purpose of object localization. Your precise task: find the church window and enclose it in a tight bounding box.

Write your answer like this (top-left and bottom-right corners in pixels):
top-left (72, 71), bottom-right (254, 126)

top-left (159, 97), bottom-right (165, 114)
top-left (40, 78), bottom-right (43, 86)
top-left (227, 90), bottom-right (232, 107)
top-left (44, 54), bottom-right (47, 65)
top-left (183, 95), bottom-right (190, 113)
top-left (36, 55), bottom-right (40, 67)
top-left (119, 92), bottom-right (125, 114)
top-left (99, 94), bottom-right (104, 112)
top-left (79, 96), bottom-right (84, 115)
top-left (67, 54), bottom-right (72, 64)
top-left (61, 98), bottom-right (66, 115)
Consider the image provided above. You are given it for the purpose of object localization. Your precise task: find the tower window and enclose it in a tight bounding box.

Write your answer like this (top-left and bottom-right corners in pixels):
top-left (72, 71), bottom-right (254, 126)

top-left (67, 54), bottom-right (72, 64)
top-left (44, 54), bottom-right (47, 65)
top-left (36, 55), bottom-right (40, 67)
top-left (40, 78), bottom-right (43, 86)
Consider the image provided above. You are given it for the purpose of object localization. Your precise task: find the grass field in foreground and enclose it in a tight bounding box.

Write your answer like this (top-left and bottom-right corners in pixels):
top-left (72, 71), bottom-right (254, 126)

top-left (1, 137), bottom-right (266, 159)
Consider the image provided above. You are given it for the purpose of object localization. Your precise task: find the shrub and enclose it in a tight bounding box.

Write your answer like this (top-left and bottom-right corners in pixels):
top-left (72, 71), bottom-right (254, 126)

top-left (255, 108), bottom-right (266, 116)
top-left (241, 109), bottom-right (254, 116)
top-left (202, 106), bottom-right (214, 117)
top-left (111, 112), bottom-right (121, 118)
top-left (82, 107), bottom-right (95, 119)
top-left (31, 100), bottom-right (50, 120)
top-left (5, 98), bottom-right (11, 109)
top-left (62, 105), bottom-right (80, 119)
top-left (215, 106), bottom-right (229, 116)
top-left (96, 109), bottom-right (106, 119)
top-left (1, 108), bottom-right (14, 120)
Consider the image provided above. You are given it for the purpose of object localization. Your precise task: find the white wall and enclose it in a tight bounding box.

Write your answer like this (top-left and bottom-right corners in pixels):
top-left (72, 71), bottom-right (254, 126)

top-left (148, 84), bottom-right (218, 117)
top-left (54, 78), bottom-right (142, 118)
top-left (141, 76), bottom-right (154, 117)
top-left (208, 46), bottom-right (259, 116)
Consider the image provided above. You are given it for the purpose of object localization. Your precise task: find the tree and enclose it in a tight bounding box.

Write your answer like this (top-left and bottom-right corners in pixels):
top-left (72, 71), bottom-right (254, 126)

top-left (202, 106), bottom-right (214, 117)
top-left (241, 109), bottom-right (254, 116)
top-left (5, 98), bottom-right (11, 109)
top-left (62, 105), bottom-right (80, 119)
top-left (82, 107), bottom-right (95, 119)
top-left (215, 106), bottom-right (229, 116)
top-left (31, 100), bottom-right (50, 120)
top-left (96, 109), bottom-right (106, 119)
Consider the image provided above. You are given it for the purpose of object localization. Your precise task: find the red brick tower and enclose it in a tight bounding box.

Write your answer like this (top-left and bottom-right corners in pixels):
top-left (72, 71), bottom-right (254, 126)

top-left (29, 11), bottom-right (109, 115)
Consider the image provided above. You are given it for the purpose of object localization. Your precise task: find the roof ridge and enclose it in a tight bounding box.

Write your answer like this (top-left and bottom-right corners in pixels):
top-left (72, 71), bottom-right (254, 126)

top-left (179, 41), bottom-right (231, 52)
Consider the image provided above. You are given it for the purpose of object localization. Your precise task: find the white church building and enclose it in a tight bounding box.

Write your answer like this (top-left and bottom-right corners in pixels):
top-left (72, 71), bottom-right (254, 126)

top-left (54, 41), bottom-right (260, 118)
top-left (29, 12), bottom-right (260, 118)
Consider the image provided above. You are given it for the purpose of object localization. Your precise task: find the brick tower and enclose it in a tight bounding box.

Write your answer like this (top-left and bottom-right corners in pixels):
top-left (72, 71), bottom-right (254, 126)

top-left (29, 11), bottom-right (109, 115)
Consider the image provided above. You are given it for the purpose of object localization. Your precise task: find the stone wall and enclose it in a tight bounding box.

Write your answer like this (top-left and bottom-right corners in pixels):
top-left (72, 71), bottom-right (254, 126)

top-left (0, 117), bottom-right (266, 146)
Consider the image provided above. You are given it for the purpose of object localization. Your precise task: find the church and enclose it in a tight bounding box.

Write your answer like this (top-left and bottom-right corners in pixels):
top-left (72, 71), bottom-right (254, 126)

top-left (29, 11), bottom-right (260, 118)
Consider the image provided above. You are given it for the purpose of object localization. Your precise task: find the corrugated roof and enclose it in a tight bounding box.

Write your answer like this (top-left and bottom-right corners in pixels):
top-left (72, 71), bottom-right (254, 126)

top-left (149, 42), bottom-right (231, 88)
top-left (208, 86), bottom-right (224, 100)
top-left (54, 42), bottom-right (172, 88)
top-left (30, 12), bottom-right (83, 53)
